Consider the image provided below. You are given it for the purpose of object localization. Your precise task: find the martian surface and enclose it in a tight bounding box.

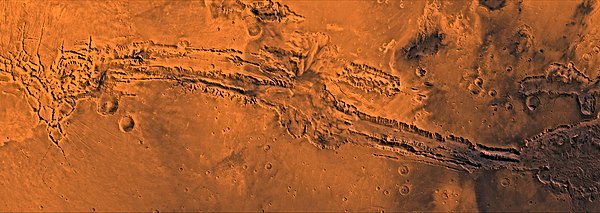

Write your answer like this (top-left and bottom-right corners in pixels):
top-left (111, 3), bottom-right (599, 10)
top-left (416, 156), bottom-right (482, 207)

top-left (1, 0), bottom-right (600, 211)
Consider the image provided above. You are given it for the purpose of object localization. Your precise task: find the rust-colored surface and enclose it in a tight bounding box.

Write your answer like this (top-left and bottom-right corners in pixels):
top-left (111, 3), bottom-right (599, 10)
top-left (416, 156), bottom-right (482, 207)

top-left (1, 0), bottom-right (600, 211)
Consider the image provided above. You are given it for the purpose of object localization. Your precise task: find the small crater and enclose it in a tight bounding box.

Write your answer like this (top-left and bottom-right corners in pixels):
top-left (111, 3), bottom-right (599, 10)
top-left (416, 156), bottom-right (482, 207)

top-left (246, 23), bottom-right (262, 37)
top-left (264, 162), bottom-right (273, 170)
top-left (119, 115), bottom-right (135, 132)
top-left (500, 177), bottom-right (511, 187)
top-left (399, 185), bottom-right (410, 195)
top-left (468, 84), bottom-right (481, 95)
top-left (479, 0), bottom-right (506, 11)
top-left (555, 133), bottom-right (568, 146)
top-left (474, 78), bottom-right (484, 87)
top-left (398, 165), bottom-right (409, 175)
top-left (526, 95), bottom-right (540, 111)
top-left (504, 102), bottom-right (513, 110)
top-left (97, 97), bottom-right (119, 115)
top-left (415, 67), bottom-right (427, 77)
